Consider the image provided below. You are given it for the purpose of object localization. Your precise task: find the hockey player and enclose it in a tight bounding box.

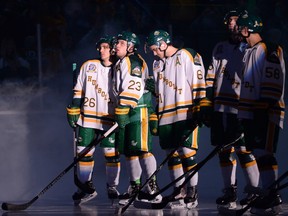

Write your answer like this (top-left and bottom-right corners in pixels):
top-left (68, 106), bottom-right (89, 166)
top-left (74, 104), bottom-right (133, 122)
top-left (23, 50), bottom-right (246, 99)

top-left (145, 30), bottom-right (206, 209)
top-left (237, 13), bottom-right (285, 215)
top-left (66, 35), bottom-right (120, 205)
top-left (112, 31), bottom-right (162, 205)
top-left (203, 9), bottom-right (260, 210)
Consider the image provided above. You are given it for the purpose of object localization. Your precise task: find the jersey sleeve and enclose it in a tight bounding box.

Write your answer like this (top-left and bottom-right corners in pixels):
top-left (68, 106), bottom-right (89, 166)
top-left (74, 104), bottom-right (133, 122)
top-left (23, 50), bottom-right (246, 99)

top-left (205, 43), bottom-right (222, 100)
top-left (183, 49), bottom-right (206, 102)
top-left (260, 43), bottom-right (285, 106)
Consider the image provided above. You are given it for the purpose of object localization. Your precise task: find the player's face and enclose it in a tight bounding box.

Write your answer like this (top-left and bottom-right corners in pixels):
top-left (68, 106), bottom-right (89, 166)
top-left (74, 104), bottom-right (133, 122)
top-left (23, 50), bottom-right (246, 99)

top-left (115, 39), bottom-right (128, 58)
top-left (99, 42), bottom-right (111, 61)
top-left (238, 26), bottom-right (249, 38)
top-left (149, 45), bottom-right (165, 59)
top-left (228, 16), bottom-right (239, 33)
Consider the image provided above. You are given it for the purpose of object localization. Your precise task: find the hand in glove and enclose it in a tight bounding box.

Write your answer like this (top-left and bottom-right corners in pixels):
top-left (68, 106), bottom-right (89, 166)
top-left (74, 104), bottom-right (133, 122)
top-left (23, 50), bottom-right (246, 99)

top-left (149, 113), bottom-right (159, 136)
top-left (66, 105), bottom-right (80, 128)
top-left (115, 106), bottom-right (130, 128)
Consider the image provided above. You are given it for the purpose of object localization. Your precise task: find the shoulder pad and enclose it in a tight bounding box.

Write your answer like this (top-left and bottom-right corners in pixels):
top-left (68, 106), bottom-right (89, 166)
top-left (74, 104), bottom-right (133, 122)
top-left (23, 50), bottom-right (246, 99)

top-left (184, 48), bottom-right (197, 58)
top-left (183, 48), bottom-right (202, 66)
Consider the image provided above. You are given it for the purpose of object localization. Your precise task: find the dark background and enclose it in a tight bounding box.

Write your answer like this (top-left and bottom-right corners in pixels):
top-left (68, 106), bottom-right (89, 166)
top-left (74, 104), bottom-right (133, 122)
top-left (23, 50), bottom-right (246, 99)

top-left (0, 0), bottom-right (287, 82)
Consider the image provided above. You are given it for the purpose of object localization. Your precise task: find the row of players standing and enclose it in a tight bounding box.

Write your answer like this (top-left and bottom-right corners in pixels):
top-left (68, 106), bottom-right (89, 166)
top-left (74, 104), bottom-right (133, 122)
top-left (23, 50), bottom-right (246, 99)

top-left (66, 9), bottom-right (286, 214)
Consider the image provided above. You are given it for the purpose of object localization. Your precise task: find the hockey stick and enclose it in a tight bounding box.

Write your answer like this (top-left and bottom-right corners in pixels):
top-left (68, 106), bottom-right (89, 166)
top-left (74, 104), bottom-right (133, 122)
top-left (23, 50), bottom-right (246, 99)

top-left (1, 123), bottom-right (118, 211)
top-left (73, 128), bottom-right (80, 188)
top-left (116, 124), bottom-right (198, 215)
top-left (133, 133), bottom-right (244, 209)
top-left (73, 128), bottom-right (81, 187)
top-left (219, 170), bottom-right (288, 216)
top-left (72, 63), bottom-right (80, 189)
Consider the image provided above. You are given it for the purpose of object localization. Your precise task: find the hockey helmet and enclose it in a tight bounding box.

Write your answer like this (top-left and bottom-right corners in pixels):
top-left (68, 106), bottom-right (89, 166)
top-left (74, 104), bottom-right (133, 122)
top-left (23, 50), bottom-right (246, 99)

top-left (237, 13), bottom-right (263, 33)
top-left (117, 31), bottom-right (140, 49)
top-left (146, 30), bottom-right (171, 47)
top-left (96, 35), bottom-right (114, 50)
top-left (223, 9), bottom-right (240, 25)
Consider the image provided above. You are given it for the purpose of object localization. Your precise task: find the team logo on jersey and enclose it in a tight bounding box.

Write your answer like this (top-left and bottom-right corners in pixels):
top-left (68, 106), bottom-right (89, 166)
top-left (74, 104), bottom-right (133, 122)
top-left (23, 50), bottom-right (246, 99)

top-left (131, 66), bottom-right (142, 77)
top-left (153, 61), bottom-right (161, 70)
top-left (108, 137), bottom-right (115, 144)
top-left (175, 56), bottom-right (181, 66)
top-left (193, 54), bottom-right (202, 66)
top-left (88, 64), bottom-right (97, 72)
top-left (131, 140), bottom-right (138, 146)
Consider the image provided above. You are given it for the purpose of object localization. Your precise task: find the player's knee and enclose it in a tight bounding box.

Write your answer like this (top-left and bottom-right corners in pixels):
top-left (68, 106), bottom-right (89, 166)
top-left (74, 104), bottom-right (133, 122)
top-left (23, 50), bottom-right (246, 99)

top-left (181, 155), bottom-right (197, 171)
top-left (79, 155), bottom-right (94, 163)
top-left (168, 156), bottom-right (182, 169)
top-left (177, 147), bottom-right (197, 157)
top-left (235, 148), bottom-right (256, 167)
top-left (256, 154), bottom-right (278, 171)
top-left (138, 152), bottom-right (150, 157)
top-left (105, 155), bottom-right (120, 164)
top-left (218, 151), bottom-right (236, 166)
top-left (77, 146), bottom-right (95, 158)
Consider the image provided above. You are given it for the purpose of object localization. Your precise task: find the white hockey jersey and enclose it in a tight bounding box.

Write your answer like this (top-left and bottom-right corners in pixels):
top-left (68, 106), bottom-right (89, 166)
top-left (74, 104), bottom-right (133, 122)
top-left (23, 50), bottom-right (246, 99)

top-left (238, 42), bottom-right (285, 128)
top-left (153, 48), bottom-right (206, 126)
top-left (206, 41), bottom-right (245, 114)
top-left (73, 59), bottom-right (115, 131)
top-left (113, 53), bottom-right (149, 108)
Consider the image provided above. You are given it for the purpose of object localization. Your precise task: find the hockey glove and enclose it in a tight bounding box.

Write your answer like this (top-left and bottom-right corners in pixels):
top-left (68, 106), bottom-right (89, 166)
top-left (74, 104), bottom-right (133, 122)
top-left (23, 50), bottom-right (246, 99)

top-left (149, 113), bottom-right (159, 136)
top-left (145, 77), bottom-right (156, 96)
top-left (115, 106), bottom-right (130, 128)
top-left (66, 105), bottom-right (80, 128)
top-left (199, 97), bottom-right (214, 127)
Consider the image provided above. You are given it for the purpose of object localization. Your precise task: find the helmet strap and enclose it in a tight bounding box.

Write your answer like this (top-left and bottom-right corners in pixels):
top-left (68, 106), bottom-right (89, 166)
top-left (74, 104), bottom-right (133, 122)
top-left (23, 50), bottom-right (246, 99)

top-left (158, 41), bottom-right (168, 57)
top-left (126, 43), bottom-right (135, 54)
top-left (239, 27), bottom-right (250, 39)
top-left (242, 31), bottom-right (250, 39)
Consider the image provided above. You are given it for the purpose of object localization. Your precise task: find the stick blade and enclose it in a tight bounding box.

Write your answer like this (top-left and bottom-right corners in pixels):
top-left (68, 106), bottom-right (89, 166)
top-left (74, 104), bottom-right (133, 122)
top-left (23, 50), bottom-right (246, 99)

top-left (2, 202), bottom-right (30, 211)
